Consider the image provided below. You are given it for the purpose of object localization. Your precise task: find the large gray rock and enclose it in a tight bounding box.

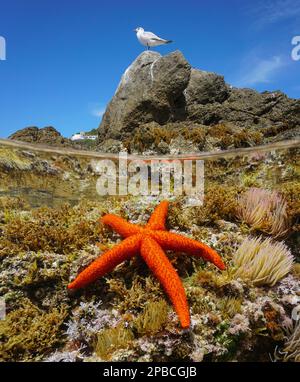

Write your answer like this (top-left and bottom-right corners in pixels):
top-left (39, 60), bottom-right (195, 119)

top-left (97, 50), bottom-right (300, 153)
top-left (98, 50), bottom-right (191, 142)
top-left (185, 68), bottom-right (229, 105)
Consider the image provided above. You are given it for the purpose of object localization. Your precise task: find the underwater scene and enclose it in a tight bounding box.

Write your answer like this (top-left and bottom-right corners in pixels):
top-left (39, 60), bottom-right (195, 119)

top-left (0, 140), bottom-right (299, 362)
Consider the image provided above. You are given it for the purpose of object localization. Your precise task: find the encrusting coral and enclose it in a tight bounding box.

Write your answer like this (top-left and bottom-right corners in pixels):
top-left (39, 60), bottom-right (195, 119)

top-left (236, 188), bottom-right (290, 238)
top-left (233, 236), bottom-right (294, 286)
top-left (68, 200), bottom-right (226, 328)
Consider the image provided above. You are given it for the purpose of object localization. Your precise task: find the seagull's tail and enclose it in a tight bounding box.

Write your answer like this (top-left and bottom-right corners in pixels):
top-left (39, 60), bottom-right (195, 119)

top-left (165, 40), bottom-right (173, 44)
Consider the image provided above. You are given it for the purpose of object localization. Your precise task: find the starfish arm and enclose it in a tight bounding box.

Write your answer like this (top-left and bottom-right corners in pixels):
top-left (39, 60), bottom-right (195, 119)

top-left (146, 200), bottom-right (169, 231)
top-left (140, 236), bottom-right (190, 329)
top-left (101, 214), bottom-right (143, 237)
top-left (150, 230), bottom-right (226, 270)
top-left (68, 234), bottom-right (142, 289)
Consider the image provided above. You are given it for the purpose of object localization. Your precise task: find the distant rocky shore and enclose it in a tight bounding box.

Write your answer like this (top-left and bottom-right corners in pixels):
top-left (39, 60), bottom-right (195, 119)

top-left (8, 126), bottom-right (97, 150)
top-left (9, 126), bottom-right (73, 147)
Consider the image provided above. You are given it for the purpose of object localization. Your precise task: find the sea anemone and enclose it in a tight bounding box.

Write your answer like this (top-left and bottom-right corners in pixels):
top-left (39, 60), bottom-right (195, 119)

top-left (233, 237), bottom-right (294, 286)
top-left (282, 322), bottom-right (300, 362)
top-left (236, 188), bottom-right (290, 238)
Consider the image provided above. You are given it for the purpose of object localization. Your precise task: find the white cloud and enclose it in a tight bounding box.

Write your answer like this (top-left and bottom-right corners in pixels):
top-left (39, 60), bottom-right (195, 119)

top-left (233, 55), bottom-right (286, 87)
top-left (91, 107), bottom-right (105, 118)
top-left (249, 0), bottom-right (300, 28)
top-left (89, 103), bottom-right (106, 118)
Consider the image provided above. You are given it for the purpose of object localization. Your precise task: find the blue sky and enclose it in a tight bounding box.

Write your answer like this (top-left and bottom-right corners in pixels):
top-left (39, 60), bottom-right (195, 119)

top-left (0, 0), bottom-right (299, 138)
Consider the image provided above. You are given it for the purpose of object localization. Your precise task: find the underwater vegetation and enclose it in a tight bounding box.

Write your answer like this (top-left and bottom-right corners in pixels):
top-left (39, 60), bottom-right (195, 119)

top-left (95, 299), bottom-right (169, 360)
top-left (0, 148), bottom-right (32, 172)
top-left (0, 203), bottom-right (104, 257)
top-left (0, 299), bottom-right (67, 361)
top-left (0, 145), bottom-right (299, 362)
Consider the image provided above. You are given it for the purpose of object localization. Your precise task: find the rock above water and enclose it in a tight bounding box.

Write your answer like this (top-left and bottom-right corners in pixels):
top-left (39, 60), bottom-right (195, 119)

top-left (98, 51), bottom-right (191, 142)
top-left (97, 50), bottom-right (300, 153)
top-left (9, 126), bottom-right (73, 147)
top-left (185, 68), bottom-right (229, 106)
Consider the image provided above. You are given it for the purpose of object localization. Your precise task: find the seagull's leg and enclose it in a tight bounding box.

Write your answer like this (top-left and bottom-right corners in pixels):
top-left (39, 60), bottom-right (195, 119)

top-left (147, 44), bottom-right (149, 50)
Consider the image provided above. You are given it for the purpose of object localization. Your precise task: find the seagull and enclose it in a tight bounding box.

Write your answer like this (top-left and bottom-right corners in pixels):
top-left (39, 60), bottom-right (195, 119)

top-left (134, 27), bottom-right (173, 50)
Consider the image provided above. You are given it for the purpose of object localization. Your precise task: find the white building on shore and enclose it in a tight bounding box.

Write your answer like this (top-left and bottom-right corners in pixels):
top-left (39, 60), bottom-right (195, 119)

top-left (71, 132), bottom-right (97, 141)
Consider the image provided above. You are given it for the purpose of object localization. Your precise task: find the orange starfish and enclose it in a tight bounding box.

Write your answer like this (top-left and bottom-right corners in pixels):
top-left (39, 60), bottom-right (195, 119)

top-left (68, 201), bottom-right (226, 328)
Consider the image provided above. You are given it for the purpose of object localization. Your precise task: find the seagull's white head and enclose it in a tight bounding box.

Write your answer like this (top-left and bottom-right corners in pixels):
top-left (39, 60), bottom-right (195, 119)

top-left (134, 27), bottom-right (144, 33)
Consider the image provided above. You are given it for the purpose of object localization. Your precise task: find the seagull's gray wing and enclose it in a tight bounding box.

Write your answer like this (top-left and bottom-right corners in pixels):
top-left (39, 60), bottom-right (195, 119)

top-left (143, 31), bottom-right (165, 41)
